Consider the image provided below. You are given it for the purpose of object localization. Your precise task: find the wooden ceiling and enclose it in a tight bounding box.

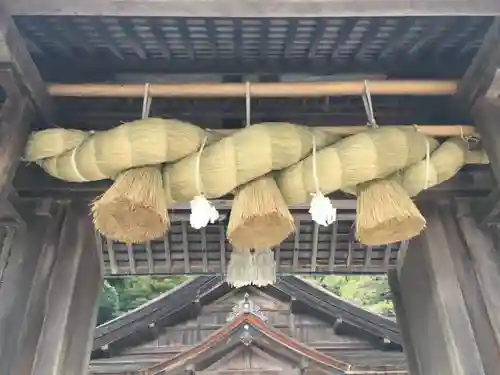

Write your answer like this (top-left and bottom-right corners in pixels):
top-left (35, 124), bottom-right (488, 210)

top-left (11, 16), bottom-right (493, 82)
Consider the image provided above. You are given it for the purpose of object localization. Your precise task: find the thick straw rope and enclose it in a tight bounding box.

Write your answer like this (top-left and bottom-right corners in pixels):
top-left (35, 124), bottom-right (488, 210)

top-left (25, 121), bottom-right (488, 206)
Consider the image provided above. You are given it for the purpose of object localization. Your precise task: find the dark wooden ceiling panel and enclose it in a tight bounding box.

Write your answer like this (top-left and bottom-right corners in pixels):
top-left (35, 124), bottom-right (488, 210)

top-left (12, 16), bottom-right (494, 81)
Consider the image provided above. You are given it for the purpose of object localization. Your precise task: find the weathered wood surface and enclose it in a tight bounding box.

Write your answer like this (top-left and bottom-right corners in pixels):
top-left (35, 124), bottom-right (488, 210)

top-left (387, 271), bottom-right (420, 375)
top-left (0, 201), bottom-right (102, 375)
top-left (455, 19), bottom-right (500, 107)
top-left (454, 17), bottom-right (500, 223)
top-left (391, 200), bottom-right (500, 375)
top-left (0, 202), bottom-right (61, 375)
top-left (0, 69), bottom-right (32, 201)
top-left (32, 202), bottom-right (102, 375)
top-left (6, 0), bottom-right (500, 17)
top-left (453, 200), bottom-right (500, 351)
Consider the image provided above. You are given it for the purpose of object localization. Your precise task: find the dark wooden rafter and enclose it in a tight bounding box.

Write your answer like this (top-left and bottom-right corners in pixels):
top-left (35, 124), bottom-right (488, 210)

top-left (6, 0), bottom-right (500, 17)
top-left (7, 15), bottom-right (491, 83)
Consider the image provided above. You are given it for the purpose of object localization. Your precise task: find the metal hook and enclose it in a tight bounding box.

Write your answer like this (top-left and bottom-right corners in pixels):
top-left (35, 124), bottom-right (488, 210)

top-left (245, 81), bottom-right (251, 128)
top-left (362, 80), bottom-right (377, 128)
top-left (142, 83), bottom-right (152, 120)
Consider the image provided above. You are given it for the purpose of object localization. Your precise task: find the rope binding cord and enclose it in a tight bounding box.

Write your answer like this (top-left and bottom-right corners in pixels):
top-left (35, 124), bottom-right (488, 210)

top-left (142, 83), bottom-right (152, 120)
top-left (362, 80), bottom-right (378, 129)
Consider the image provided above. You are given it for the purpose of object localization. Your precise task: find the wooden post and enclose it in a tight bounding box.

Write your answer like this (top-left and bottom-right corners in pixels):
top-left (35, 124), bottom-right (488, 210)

top-left (0, 5), bottom-right (50, 202)
top-left (0, 200), bottom-right (103, 375)
top-left (390, 201), bottom-right (500, 375)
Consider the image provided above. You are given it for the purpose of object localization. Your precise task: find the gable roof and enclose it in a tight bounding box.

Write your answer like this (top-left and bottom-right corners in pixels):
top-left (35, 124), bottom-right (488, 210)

top-left (143, 312), bottom-right (353, 375)
top-left (93, 275), bottom-right (401, 353)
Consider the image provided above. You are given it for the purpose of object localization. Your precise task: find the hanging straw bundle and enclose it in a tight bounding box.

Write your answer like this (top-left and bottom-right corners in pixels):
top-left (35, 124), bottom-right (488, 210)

top-left (92, 165), bottom-right (169, 243)
top-left (355, 178), bottom-right (426, 246)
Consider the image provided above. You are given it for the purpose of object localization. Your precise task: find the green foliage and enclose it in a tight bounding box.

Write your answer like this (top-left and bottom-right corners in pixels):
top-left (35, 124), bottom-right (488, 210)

top-left (97, 280), bottom-right (120, 325)
top-left (97, 276), bottom-right (188, 325)
top-left (309, 275), bottom-right (394, 317)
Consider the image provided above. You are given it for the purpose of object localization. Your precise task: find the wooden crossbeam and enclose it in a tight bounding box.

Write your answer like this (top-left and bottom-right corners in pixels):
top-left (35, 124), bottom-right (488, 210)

top-left (7, 0), bottom-right (500, 17)
top-left (47, 80), bottom-right (459, 98)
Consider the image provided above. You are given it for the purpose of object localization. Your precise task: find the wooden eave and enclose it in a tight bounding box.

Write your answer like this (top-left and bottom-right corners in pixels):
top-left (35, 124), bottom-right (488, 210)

top-left (277, 276), bottom-right (401, 344)
top-left (93, 276), bottom-right (226, 350)
top-left (143, 312), bottom-right (353, 375)
top-left (92, 276), bottom-right (402, 354)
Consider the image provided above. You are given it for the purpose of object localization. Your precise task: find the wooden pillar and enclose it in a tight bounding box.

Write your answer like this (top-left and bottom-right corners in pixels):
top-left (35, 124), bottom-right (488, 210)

top-left (0, 200), bottom-right (103, 375)
top-left (390, 201), bottom-right (500, 375)
top-left (0, 5), bottom-right (51, 202)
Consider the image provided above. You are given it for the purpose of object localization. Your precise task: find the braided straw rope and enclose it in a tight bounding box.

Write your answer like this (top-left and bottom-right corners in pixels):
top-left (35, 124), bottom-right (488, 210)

top-left (24, 120), bottom-right (489, 245)
top-left (25, 120), bottom-right (488, 204)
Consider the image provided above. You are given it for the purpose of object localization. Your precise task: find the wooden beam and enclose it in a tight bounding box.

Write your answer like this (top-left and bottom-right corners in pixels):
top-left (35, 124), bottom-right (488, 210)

top-left (47, 80), bottom-right (458, 98)
top-left (0, 5), bottom-right (51, 120)
top-left (7, 0), bottom-right (500, 17)
top-left (13, 163), bottom-right (493, 200)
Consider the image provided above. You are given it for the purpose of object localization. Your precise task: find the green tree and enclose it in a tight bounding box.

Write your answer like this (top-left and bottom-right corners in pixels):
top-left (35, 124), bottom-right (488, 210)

top-left (97, 280), bottom-right (120, 325)
top-left (309, 275), bottom-right (394, 317)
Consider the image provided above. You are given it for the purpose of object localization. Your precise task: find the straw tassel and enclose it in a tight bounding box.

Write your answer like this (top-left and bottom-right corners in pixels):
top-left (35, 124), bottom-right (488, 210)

top-left (252, 249), bottom-right (277, 287)
top-left (226, 248), bottom-right (256, 288)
